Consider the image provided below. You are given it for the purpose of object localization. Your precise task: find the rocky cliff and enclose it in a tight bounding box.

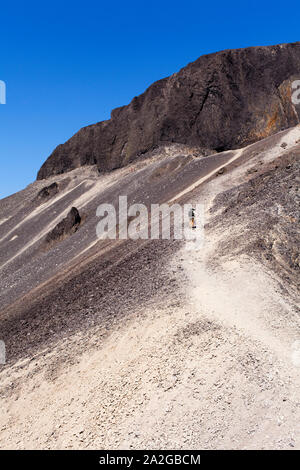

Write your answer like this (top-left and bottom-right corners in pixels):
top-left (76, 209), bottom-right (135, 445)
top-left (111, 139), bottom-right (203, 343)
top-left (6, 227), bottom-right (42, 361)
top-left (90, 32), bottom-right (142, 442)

top-left (37, 42), bottom-right (300, 179)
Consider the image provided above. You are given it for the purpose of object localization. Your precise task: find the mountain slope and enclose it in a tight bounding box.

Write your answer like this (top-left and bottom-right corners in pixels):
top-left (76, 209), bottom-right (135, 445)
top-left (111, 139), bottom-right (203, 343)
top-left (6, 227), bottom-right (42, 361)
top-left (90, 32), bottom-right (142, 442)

top-left (1, 42), bottom-right (300, 449)
top-left (0, 126), bottom-right (299, 449)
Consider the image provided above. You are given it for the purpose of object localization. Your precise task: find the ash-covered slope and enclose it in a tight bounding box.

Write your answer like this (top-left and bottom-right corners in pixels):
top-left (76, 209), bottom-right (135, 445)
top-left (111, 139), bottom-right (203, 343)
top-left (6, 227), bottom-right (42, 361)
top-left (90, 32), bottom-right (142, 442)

top-left (37, 42), bottom-right (300, 180)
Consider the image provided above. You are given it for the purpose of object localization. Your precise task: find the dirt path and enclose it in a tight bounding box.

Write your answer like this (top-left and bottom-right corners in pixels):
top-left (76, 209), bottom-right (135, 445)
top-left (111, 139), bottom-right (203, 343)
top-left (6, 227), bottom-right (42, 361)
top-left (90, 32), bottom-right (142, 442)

top-left (1, 222), bottom-right (299, 449)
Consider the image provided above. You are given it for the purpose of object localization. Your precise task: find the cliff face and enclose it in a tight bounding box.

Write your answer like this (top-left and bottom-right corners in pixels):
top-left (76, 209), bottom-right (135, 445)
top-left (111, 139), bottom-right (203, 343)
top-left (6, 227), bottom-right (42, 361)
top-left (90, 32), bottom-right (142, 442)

top-left (37, 42), bottom-right (300, 180)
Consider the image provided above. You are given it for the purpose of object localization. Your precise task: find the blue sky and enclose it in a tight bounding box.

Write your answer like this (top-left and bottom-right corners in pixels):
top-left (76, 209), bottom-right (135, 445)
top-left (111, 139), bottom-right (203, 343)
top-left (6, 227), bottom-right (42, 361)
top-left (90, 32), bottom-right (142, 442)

top-left (0, 0), bottom-right (299, 199)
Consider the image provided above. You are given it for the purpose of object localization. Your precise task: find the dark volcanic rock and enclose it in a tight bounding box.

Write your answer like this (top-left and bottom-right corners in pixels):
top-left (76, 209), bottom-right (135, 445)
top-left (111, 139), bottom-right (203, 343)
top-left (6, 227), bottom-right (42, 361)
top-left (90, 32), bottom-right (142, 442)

top-left (37, 42), bottom-right (300, 179)
top-left (45, 207), bottom-right (81, 245)
top-left (36, 182), bottom-right (59, 201)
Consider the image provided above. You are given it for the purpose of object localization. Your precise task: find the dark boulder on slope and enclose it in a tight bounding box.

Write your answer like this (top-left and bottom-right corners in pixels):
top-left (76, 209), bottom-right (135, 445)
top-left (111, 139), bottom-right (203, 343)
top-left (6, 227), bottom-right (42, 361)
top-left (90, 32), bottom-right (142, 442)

top-left (37, 42), bottom-right (300, 180)
top-left (45, 207), bottom-right (81, 245)
top-left (36, 182), bottom-right (59, 201)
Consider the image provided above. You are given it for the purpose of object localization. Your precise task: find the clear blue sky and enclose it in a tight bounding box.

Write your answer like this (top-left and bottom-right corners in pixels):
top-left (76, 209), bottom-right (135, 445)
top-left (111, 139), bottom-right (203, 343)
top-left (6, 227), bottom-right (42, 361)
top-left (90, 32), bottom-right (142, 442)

top-left (0, 0), bottom-right (299, 199)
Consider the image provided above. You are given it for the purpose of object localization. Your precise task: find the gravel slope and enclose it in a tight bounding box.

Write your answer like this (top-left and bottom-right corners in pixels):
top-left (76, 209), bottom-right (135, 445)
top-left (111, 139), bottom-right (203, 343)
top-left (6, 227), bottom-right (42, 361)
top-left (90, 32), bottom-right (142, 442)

top-left (0, 127), bottom-right (299, 449)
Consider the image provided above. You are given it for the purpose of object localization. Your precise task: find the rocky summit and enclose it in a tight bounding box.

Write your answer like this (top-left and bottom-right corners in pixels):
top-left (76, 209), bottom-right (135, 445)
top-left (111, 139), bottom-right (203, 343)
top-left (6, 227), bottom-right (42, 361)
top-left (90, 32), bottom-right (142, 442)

top-left (37, 42), bottom-right (300, 180)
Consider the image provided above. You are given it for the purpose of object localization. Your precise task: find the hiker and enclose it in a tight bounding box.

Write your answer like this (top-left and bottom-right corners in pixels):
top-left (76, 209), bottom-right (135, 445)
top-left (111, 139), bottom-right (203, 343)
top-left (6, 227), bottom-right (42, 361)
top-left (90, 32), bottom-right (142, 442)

top-left (188, 207), bottom-right (196, 229)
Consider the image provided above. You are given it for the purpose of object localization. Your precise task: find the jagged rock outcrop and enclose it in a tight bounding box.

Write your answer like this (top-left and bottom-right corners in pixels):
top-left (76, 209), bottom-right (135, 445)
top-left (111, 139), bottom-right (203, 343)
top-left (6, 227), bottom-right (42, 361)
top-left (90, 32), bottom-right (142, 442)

top-left (37, 42), bottom-right (300, 179)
